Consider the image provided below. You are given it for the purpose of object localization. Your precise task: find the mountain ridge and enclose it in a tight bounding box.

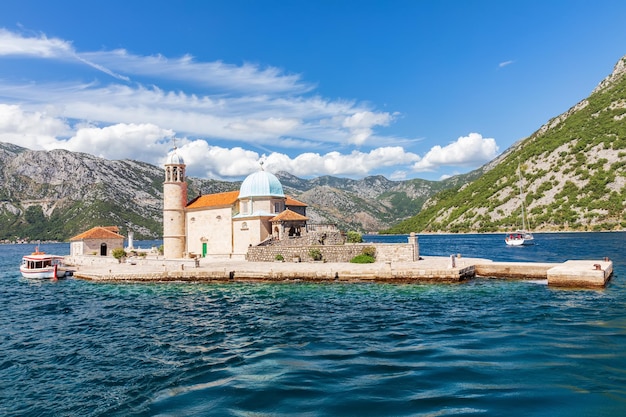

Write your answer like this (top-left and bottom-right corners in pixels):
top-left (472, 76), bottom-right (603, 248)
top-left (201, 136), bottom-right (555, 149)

top-left (0, 143), bottom-right (449, 241)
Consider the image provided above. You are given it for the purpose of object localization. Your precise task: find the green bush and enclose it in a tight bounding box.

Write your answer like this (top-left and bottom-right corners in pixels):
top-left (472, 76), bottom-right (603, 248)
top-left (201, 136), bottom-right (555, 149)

top-left (275, 254), bottom-right (284, 261)
top-left (350, 254), bottom-right (375, 263)
top-left (112, 248), bottom-right (127, 263)
top-left (346, 231), bottom-right (363, 243)
top-left (361, 246), bottom-right (376, 258)
top-left (308, 248), bottom-right (322, 261)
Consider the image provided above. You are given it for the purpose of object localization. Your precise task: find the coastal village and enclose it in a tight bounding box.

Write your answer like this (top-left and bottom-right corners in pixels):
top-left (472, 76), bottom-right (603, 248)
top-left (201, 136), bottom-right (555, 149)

top-left (60, 149), bottom-right (613, 288)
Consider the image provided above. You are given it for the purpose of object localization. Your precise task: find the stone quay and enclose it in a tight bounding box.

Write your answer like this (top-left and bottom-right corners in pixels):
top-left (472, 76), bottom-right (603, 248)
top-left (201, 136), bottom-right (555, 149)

top-left (65, 255), bottom-right (613, 288)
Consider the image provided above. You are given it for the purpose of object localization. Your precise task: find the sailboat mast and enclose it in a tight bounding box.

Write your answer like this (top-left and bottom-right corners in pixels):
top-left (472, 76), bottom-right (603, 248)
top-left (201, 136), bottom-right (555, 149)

top-left (517, 164), bottom-right (527, 231)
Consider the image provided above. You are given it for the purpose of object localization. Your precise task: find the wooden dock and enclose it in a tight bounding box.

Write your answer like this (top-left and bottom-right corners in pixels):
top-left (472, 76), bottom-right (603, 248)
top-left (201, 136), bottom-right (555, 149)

top-left (67, 255), bottom-right (614, 288)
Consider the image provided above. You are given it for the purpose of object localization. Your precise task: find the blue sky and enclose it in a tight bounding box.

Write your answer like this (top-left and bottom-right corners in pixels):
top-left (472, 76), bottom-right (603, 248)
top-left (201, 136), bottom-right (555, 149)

top-left (0, 1), bottom-right (625, 181)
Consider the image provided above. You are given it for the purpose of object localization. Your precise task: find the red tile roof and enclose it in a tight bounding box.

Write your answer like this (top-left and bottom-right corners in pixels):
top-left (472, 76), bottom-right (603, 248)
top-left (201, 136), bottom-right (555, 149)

top-left (70, 226), bottom-right (124, 241)
top-left (285, 196), bottom-right (307, 207)
top-left (270, 209), bottom-right (309, 222)
top-left (186, 190), bottom-right (240, 209)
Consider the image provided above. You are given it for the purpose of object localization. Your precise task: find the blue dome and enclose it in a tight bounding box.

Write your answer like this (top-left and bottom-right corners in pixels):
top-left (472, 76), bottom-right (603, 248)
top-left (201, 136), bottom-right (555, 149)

top-left (239, 170), bottom-right (284, 198)
top-left (166, 151), bottom-right (184, 165)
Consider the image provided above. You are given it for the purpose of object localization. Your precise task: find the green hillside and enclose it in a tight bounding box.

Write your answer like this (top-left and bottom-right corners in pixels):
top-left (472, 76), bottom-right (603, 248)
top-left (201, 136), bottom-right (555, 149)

top-left (384, 56), bottom-right (626, 234)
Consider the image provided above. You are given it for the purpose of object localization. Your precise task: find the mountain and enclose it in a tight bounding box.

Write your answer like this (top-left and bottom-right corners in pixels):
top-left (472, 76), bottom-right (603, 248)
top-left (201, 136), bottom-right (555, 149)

top-left (0, 144), bottom-right (238, 241)
top-left (0, 144), bottom-right (450, 241)
top-left (384, 55), bottom-right (626, 234)
top-left (276, 171), bottom-right (461, 232)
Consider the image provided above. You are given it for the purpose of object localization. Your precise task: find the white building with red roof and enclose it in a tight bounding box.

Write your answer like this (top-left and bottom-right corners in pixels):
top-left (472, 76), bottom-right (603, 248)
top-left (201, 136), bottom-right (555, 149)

top-left (163, 150), bottom-right (308, 259)
top-left (70, 226), bottom-right (125, 257)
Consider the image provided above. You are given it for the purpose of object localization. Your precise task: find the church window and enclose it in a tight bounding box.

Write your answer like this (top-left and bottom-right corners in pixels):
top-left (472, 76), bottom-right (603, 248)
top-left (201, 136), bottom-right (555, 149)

top-left (241, 222), bottom-right (248, 230)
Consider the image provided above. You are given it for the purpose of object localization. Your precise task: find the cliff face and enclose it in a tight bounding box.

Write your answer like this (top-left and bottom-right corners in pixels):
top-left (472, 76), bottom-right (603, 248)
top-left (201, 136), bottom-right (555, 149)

top-left (0, 144), bottom-right (166, 240)
top-left (386, 55), bottom-right (626, 234)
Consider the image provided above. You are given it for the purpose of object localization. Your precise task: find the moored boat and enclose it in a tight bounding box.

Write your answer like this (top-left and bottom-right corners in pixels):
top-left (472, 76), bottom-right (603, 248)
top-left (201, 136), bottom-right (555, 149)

top-left (20, 249), bottom-right (69, 279)
top-left (505, 163), bottom-right (535, 246)
top-left (505, 230), bottom-right (534, 246)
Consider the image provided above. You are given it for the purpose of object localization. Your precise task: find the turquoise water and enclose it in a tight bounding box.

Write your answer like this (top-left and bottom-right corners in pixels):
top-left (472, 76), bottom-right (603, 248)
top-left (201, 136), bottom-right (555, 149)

top-left (1, 233), bottom-right (625, 416)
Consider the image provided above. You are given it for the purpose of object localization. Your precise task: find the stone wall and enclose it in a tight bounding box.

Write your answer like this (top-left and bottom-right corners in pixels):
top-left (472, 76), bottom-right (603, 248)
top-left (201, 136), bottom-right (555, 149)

top-left (267, 230), bottom-right (345, 247)
top-left (247, 241), bottom-right (419, 263)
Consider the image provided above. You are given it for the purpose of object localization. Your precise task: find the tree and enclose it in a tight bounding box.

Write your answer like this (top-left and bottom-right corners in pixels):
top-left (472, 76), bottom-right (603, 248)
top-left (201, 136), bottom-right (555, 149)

top-left (346, 230), bottom-right (363, 243)
top-left (112, 248), bottom-right (127, 263)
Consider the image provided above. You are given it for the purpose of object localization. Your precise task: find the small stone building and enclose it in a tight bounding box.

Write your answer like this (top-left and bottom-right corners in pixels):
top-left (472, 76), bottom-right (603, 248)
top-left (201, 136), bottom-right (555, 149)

top-left (70, 226), bottom-right (125, 256)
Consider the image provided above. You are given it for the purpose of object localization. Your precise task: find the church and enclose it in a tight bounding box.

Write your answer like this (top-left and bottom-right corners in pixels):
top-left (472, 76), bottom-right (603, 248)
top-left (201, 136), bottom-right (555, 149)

top-left (163, 149), bottom-right (309, 259)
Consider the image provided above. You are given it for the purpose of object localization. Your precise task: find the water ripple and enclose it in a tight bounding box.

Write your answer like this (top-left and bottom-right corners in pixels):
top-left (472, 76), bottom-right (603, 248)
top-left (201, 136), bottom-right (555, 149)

top-left (2, 237), bottom-right (626, 416)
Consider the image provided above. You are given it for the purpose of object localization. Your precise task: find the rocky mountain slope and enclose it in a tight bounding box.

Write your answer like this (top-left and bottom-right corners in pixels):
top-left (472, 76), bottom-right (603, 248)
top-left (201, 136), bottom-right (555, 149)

top-left (385, 55), bottom-right (626, 234)
top-left (0, 144), bottom-right (449, 241)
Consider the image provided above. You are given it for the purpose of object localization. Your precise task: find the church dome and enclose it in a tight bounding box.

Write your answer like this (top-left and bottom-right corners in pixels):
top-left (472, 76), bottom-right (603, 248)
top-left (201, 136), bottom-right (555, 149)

top-left (239, 170), bottom-right (285, 198)
top-left (166, 150), bottom-right (184, 165)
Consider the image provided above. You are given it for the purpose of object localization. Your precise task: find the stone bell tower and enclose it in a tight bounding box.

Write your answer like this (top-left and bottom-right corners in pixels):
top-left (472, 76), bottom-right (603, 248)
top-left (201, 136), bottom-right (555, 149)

top-left (163, 148), bottom-right (187, 258)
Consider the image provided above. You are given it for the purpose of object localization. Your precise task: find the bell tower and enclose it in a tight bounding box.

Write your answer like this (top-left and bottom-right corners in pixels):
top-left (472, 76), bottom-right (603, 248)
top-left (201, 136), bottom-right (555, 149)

top-left (163, 148), bottom-right (187, 258)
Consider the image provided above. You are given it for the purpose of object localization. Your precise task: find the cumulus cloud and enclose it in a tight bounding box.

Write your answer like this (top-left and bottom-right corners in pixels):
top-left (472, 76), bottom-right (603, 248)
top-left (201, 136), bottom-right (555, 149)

top-left (0, 104), bottom-right (72, 149)
top-left (171, 141), bottom-right (421, 179)
top-left (412, 133), bottom-right (498, 172)
top-left (262, 146), bottom-right (420, 177)
top-left (62, 123), bottom-right (174, 161)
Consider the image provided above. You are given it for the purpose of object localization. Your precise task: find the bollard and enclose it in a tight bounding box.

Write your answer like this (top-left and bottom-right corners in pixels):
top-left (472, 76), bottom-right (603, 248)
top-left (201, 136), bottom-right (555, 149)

top-left (450, 254), bottom-right (456, 268)
top-left (594, 264), bottom-right (602, 271)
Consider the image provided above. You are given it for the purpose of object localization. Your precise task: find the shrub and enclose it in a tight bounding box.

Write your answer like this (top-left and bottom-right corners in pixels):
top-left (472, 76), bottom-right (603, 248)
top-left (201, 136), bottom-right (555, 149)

top-left (346, 230), bottom-right (363, 243)
top-left (361, 246), bottom-right (376, 258)
top-left (275, 254), bottom-right (284, 261)
top-left (308, 248), bottom-right (322, 261)
top-left (112, 248), bottom-right (127, 263)
top-left (350, 254), bottom-right (375, 263)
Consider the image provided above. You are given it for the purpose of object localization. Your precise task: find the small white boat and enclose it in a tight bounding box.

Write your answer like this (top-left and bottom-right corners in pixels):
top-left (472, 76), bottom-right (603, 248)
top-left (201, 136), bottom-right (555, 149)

top-left (506, 163), bottom-right (535, 246)
top-left (505, 231), bottom-right (534, 246)
top-left (20, 250), bottom-right (69, 279)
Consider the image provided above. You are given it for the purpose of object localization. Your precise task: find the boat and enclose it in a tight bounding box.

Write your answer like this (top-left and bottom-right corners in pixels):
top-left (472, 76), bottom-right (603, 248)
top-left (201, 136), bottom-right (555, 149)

top-left (505, 164), bottom-right (534, 246)
top-left (20, 249), bottom-right (69, 279)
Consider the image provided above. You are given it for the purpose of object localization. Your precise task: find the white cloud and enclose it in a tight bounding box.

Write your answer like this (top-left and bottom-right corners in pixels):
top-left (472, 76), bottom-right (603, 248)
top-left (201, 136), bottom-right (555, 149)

top-left (167, 142), bottom-right (421, 179)
top-left (341, 111), bottom-right (394, 145)
top-left (0, 104), bottom-right (72, 149)
top-left (175, 140), bottom-right (262, 178)
top-left (63, 123), bottom-right (174, 161)
top-left (0, 29), bottom-right (398, 151)
top-left (262, 146), bottom-right (420, 177)
top-left (0, 29), bottom-right (498, 181)
top-left (498, 60), bottom-right (515, 68)
top-left (0, 28), bottom-right (72, 57)
top-left (412, 133), bottom-right (498, 172)
top-left (82, 50), bottom-right (312, 94)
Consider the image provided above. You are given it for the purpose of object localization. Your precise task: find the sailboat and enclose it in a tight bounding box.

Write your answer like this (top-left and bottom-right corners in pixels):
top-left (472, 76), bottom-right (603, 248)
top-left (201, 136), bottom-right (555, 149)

top-left (505, 164), bottom-right (534, 246)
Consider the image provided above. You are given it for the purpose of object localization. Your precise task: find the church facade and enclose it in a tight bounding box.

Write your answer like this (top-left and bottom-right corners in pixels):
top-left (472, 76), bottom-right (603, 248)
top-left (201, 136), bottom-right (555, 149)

top-left (163, 150), bottom-right (309, 259)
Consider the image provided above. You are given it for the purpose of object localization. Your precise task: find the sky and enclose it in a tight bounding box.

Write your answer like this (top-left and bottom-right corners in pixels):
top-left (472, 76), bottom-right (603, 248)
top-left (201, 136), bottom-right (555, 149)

top-left (0, 1), bottom-right (625, 181)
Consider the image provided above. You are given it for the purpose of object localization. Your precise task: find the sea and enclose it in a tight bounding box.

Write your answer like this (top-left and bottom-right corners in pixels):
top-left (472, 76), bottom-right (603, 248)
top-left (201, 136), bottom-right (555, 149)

top-left (1, 232), bottom-right (625, 417)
